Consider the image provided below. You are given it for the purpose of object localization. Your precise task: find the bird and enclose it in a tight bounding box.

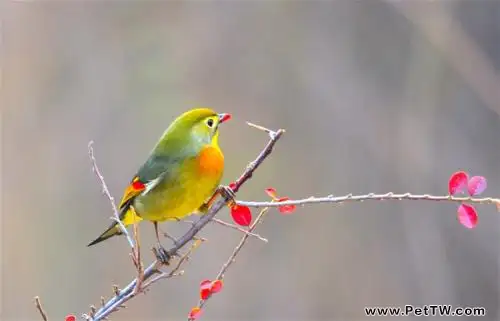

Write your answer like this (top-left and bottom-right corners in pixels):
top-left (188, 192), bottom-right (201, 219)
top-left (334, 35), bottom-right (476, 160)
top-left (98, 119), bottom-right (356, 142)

top-left (88, 108), bottom-right (232, 261)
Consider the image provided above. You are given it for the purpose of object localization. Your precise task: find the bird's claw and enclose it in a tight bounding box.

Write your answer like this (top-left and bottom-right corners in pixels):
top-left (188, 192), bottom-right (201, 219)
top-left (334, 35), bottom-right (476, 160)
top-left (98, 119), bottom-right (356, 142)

top-left (153, 245), bottom-right (171, 264)
top-left (218, 185), bottom-right (236, 207)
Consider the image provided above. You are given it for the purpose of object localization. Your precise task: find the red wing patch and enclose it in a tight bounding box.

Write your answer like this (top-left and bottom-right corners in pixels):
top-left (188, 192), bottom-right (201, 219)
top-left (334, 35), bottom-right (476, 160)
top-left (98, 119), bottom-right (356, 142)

top-left (118, 176), bottom-right (146, 210)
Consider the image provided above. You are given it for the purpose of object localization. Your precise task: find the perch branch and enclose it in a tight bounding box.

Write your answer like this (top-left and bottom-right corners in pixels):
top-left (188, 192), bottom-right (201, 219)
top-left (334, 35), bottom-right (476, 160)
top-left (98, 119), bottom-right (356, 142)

top-left (236, 193), bottom-right (500, 208)
top-left (87, 125), bottom-right (284, 321)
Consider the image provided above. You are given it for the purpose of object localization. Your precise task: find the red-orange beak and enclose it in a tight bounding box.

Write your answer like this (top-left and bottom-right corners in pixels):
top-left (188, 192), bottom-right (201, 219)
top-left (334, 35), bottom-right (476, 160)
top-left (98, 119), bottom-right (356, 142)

top-left (218, 113), bottom-right (231, 123)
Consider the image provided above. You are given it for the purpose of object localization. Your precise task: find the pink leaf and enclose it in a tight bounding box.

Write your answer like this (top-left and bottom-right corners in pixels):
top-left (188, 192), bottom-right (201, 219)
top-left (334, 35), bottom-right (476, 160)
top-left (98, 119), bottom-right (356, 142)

top-left (448, 171), bottom-right (469, 195)
top-left (230, 205), bottom-right (252, 226)
top-left (200, 279), bottom-right (211, 288)
top-left (265, 187), bottom-right (278, 200)
top-left (277, 197), bottom-right (296, 214)
top-left (200, 279), bottom-right (212, 300)
top-left (65, 316), bottom-right (76, 321)
top-left (210, 279), bottom-right (223, 293)
top-left (468, 176), bottom-right (487, 196)
top-left (457, 204), bottom-right (478, 229)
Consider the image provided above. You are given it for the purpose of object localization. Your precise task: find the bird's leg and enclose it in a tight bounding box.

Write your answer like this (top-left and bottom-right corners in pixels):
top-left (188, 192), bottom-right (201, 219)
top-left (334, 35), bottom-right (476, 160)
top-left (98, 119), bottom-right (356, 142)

top-left (153, 222), bottom-right (171, 264)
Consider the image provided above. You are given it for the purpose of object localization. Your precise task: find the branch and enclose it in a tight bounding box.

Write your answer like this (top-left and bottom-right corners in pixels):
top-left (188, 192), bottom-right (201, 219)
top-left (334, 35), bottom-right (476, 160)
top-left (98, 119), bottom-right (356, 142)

top-left (35, 296), bottom-right (48, 321)
top-left (211, 218), bottom-right (268, 242)
top-left (88, 141), bottom-right (135, 249)
top-left (190, 207), bottom-right (270, 319)
top-left (142, 238), bottom-right (204, 290)
top-left (236, 193), bottom-right (500, 208)
top-left (87, 126), bottom-right (284, 321)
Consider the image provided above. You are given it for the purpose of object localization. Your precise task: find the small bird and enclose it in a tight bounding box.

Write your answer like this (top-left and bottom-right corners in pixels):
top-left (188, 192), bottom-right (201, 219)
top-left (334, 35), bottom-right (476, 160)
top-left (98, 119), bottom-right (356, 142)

top-left (88, 108), bottom-right (231, 261)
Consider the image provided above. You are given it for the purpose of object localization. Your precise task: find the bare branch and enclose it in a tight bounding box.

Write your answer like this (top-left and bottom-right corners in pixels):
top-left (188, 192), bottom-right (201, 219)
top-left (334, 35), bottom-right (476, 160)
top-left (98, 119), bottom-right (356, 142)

top-left (236, 193), bottom-right (500, 209)
top-left (34, 296), bottom-right (48, 321)
top-left (211, 218), bottom-right (268, 242)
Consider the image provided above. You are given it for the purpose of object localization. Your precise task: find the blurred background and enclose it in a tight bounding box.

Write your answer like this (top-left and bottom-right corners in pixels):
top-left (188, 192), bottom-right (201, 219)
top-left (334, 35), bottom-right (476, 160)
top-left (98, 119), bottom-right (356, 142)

top-left (3, 1), bottom-right (500, 321)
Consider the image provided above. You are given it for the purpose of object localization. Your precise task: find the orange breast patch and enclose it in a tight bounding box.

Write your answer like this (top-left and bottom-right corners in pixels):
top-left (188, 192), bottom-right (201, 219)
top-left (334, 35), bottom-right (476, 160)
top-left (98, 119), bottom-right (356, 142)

top-left (198, 145), bottom-right (224, 175)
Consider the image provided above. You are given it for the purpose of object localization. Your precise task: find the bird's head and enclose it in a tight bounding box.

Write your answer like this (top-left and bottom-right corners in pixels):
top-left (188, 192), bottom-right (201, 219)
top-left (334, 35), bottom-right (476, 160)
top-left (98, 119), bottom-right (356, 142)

top-left (169, 108), bottom-right (231, 147)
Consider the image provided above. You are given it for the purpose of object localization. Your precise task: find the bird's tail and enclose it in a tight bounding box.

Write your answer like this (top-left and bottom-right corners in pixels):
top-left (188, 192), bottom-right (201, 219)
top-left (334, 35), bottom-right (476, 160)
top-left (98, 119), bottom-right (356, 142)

top-left (87, 222), bottom-right (123, 247)
top-left (87, 206), bottom-right (142, 247)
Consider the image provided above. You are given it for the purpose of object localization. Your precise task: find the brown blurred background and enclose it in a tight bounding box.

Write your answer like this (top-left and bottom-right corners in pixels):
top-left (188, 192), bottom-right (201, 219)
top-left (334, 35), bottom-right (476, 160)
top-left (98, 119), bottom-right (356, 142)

top-left (3, 1), bottom-right (500, 321)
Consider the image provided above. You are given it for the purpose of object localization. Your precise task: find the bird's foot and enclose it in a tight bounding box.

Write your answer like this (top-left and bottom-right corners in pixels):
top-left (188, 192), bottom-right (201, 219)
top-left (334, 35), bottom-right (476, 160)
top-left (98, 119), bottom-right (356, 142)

top-left (218, 185), bottom-right (236, 207)
top-left (153, 244), bottom-right (171, 265)
top-left (200, 185), bottom-right (237, 212)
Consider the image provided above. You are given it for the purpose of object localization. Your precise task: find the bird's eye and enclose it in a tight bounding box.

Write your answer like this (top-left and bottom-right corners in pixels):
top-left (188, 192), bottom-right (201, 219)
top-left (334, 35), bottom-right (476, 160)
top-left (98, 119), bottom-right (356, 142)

top-left (206, 118), bottom-right (214, 128)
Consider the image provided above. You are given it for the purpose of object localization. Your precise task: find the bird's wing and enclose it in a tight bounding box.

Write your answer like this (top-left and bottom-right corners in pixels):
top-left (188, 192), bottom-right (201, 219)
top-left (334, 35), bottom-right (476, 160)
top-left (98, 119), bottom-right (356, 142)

top-left (117, 154), bottom-right (180, 211)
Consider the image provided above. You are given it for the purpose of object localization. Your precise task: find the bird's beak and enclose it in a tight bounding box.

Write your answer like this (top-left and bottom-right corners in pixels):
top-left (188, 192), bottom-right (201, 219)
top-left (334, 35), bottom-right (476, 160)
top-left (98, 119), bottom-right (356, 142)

top-left (218, 113), bottom-right (232, 123)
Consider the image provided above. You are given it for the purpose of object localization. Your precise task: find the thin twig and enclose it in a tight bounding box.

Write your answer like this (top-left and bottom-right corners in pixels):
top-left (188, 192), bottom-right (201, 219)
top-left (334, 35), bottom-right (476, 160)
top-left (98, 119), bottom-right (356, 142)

top-left (142, 238), bottom-right (203, 289)
top-left (88, 141), bottom-right (135, 249)
top-left (211, 218), bottom-right (268, 242)
top-left (132, 215), bottom-right (144, 295)
top-left (191, 207), bottom-right (270, 319)
top-left (88, 125), bottom-right (284, 321)
top-left (34, 296), bottom-right (48, 321)
top-left (236, 193), bottom-right (500, 208)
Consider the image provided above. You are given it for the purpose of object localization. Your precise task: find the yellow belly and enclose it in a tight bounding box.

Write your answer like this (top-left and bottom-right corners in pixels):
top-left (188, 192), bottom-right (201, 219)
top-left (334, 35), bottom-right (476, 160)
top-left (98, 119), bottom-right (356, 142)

top-left (131, 159), bottom-right (222, 222)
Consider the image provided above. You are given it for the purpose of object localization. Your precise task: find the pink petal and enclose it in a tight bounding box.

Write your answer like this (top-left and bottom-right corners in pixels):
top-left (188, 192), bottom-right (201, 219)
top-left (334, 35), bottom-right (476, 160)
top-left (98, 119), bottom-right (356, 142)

top-left (467, 176), bottom-right (487, 196)
top-left (457, 204), bottom-right (478, 229)
top-left (448, 171), bottom-right (469, 195)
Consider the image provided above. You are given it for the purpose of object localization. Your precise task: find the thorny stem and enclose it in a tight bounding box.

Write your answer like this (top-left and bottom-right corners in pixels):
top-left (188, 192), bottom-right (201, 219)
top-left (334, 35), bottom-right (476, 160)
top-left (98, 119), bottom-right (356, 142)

top-left (191, 207), bottom-right (270, 319)
top-left (88, 141), bottom-right (135, 249)
top-left (34, 297), bottom-right (48, 321)
top-left (211, 218), bottom-right (268, 242)
top-left (236, 193), bottom-right (500, 209)
top-left (87, 126), bottom-right (284, 321)
top-left (132, 217), bottom-right (144, 295)
top-left (142, 239), bottom-right (204, 289)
